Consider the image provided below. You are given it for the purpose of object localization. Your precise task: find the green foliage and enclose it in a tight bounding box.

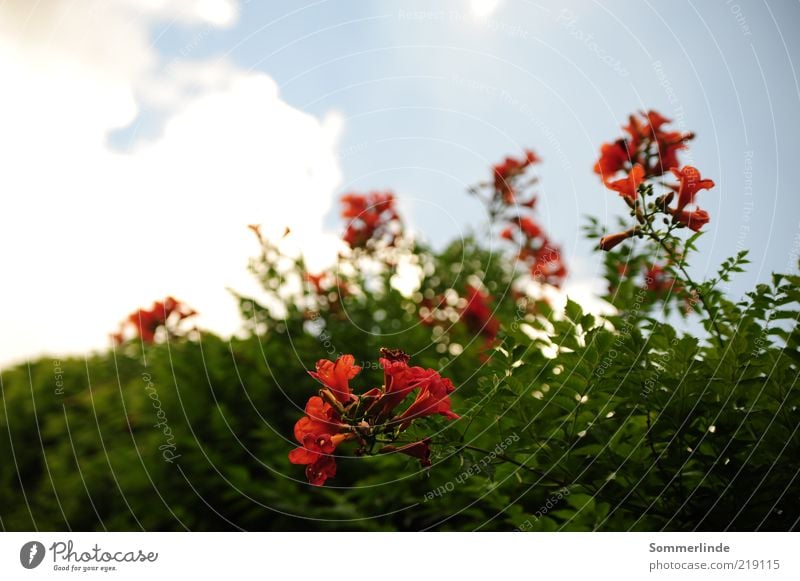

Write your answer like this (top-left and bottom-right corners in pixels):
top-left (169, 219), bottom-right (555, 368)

top-left (2, 238), bottom-right (797, 531)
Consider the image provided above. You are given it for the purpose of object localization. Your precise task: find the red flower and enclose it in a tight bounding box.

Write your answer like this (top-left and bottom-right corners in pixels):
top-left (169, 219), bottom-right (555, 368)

top-left (670, 166), bottom-right (715, 212)
top-left (305, 272), bottom-right (327, 294)
top-left (288, 396), bottom-right (351, 486)
top-left (342, 191), bottom-right (396, 221)
top-left (288, 432), bottom-right (337, 461)
top-left (461, 285), bottom-right (500, 341)
top-left (596, 111), bottom-right (693, 180)
top-left (517, 216), bottom-right (542, 239)
top-left (524, 149), bottom-right (540, 164)
top-left (645, 110), bottom-right (671, 132)
top-left (304, 455), bottom-right (337, 487)
top-left (500, 216), bottom-right (545, 247)
top-left (341, 191), bottom-right (401, 249)
top-left (623, 113), bottom-right (647, 142)
top-left (492, 149), bottom-right (538, 204)
top-left (644, 264), bottom-right (674, 294)
top-left (293, 397), bottom-right (338, 439)
top-left (118, 297), bottom-right (197, 344)
top-left (308, 354), bottom-right (361, 403)
top-left (599, 229), bottom-right (635, 251)
top-left (128, 308), bottom-right (159, 343)
top-left (672, 208), bottom-right (710, 232)
top-left (605, 164), bottom-right (645, 201)
top-left (482, 150), bottom-right (566, 287)
top-left (370, 351), bottom-right (430, 416)
top-left (289, 350), bottom-right (459, 485)
top-left (380, 439), bottom-right (431, 467)
top-left (593, 141), bottom-right (629, 179)
top-left (396, 371), bottom-right (459, 428)
top-left (528, 243), bottom-right (568, 287)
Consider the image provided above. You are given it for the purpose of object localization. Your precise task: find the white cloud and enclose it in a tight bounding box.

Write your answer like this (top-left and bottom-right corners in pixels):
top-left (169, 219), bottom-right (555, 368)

top-left (117, 0), bottom-right (239, 27)
top-left (0, 0), bottom-right (343, 367)
top-left (469, 0), bottom-right (502, 20)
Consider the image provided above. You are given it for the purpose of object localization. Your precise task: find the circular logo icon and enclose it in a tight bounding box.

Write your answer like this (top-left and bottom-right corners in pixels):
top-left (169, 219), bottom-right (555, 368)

top-left (20, 541), bottom-right (46, 569)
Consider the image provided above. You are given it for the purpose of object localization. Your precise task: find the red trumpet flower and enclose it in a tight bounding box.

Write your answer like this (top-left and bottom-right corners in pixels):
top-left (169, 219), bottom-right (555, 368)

top-left (672, 207), bottom-right (711, 232)
top-left (114, 297), bottom-right (197, 344)
top-left (289, 350), bottom-right (459, 486)
top-left (461, 285), bottom-right (500, 341)
top-left (605, 164), bottom-right (645, 202)
top-left (492, 149), bottom-right (539, 205)
top-left (308, 354), bottom-right (361, 404)
top-left (380, 439), bottom-right (432, 467)
top-left (670, 166), bottom-right (715, 212)
top-left (341, 191), bottom-right (401, 249)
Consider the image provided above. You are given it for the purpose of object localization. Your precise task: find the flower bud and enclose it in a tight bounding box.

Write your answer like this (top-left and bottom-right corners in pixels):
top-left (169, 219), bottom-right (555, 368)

top-left (599, 229), bottom-right (635, 251)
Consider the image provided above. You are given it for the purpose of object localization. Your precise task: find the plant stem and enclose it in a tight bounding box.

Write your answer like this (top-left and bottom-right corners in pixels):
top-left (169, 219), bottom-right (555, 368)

top-left (458, 444), bottom-right (569, 487)
top-left (646, 231), bottom-right (725, 349)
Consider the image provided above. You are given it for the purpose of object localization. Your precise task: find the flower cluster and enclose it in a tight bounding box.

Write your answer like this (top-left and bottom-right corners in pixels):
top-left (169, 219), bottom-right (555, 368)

top-left (476, 149), bottom-right (568, 287)
top-left (288, 350), bottom-right (459, 486)
top-left (460, 285), bottom-right (500, 344)
top-left (113, 297), bottom-right (197, 344)
top-left (492, 149), bottom-right (539, 205)
top-left (593, 110), bottom-right (694, 181)
top-left (302, 271), bottom-right (351, 316)
top-left (501, 216), bottom-right (568, 287)
top-left (341, 191), bottom-right (402, 249)
top-left (595, 111), bottom-right (715, 251)
top-left (643, 263), bottom-right (677, 295)
top-left (614, 262), bottom-right (676, 295)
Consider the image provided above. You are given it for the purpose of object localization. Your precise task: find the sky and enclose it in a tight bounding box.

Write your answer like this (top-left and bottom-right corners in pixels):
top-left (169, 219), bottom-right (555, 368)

top-left (1, 0), bottom-right (799, 367)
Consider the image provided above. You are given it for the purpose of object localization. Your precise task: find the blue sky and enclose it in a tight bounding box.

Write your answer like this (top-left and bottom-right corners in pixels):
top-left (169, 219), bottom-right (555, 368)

top-left (154, 0), bottom-right (799, 285)
top-left (2, 0), bottom-right (799, 365)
